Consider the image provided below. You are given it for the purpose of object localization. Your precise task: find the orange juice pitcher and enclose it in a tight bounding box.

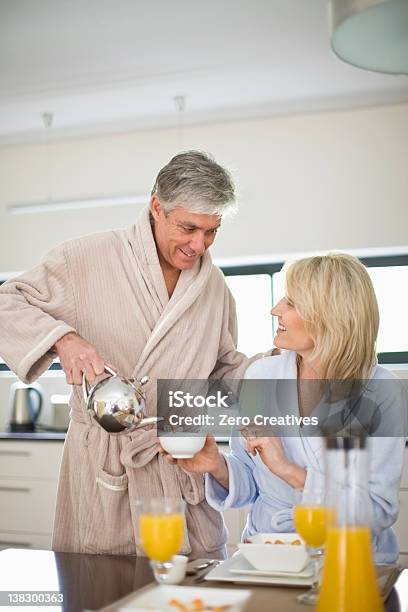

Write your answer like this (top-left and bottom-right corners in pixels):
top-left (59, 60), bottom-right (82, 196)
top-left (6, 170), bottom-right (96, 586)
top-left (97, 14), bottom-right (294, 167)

top-left (317, 436), bottom-right (384, 612)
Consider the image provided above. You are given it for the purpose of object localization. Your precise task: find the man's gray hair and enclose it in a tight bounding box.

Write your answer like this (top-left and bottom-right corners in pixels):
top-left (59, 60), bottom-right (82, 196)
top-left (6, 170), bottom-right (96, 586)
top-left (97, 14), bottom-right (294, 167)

top-left (151, 151), bottom-right (236, 217)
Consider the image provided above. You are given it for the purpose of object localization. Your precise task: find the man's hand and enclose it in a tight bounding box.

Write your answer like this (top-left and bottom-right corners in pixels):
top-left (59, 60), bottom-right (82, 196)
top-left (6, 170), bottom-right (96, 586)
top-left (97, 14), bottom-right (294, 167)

top-left (157, 435), bottom-right (230, 489)
top-left (54, 332), bottom-right (105, 385)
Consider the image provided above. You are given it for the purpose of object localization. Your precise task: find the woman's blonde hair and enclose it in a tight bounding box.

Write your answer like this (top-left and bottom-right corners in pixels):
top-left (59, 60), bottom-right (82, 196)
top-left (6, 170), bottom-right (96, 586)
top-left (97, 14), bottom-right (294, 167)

top-left (285, 252), bottom-right (379, 380)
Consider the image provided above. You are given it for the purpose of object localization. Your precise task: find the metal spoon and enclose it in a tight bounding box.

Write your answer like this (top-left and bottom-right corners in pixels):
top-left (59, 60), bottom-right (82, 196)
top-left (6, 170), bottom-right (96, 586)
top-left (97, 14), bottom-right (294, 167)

top-left (186, 559), bottom-right (216, 575)
top-left (194, 560), bottom-right (222, 582)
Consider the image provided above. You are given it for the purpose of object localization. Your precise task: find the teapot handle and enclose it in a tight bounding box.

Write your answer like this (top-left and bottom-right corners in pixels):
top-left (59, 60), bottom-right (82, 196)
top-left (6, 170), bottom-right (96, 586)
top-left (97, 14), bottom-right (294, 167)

top-left (82, 364), bottom-right (116, 405)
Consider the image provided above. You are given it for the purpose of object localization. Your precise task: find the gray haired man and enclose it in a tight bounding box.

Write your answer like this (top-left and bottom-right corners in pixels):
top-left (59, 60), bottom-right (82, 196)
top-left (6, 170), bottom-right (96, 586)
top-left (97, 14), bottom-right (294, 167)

top-left (54, 151), bottom-right (238, 382)
top-left (0, 150), bottom-right (249, 558)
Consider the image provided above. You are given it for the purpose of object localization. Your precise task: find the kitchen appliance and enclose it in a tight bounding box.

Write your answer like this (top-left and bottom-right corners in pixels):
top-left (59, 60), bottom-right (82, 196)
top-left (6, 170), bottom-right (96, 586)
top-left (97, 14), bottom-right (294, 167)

top-left (50, 394), bottom-right (70, 431)
top-left (83, 365), bottom-right (158, 433)
top-left (9, 382), bottom-right (43, 432)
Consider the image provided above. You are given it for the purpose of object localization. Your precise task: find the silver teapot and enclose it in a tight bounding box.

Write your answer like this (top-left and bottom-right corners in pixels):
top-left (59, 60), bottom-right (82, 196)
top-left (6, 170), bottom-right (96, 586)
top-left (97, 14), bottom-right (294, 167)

top-left (83, 365), bottom-right (158, 433)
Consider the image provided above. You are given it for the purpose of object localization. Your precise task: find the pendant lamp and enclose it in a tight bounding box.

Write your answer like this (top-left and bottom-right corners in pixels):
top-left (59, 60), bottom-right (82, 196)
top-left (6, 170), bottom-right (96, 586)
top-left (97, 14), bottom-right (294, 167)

top-left (329, 0), bottom-right (408, 74)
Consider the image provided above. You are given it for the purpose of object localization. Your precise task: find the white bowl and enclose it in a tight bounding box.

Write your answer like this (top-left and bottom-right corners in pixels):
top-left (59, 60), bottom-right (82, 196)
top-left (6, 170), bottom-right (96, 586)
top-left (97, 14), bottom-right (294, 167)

top-left (159, 435), bottom-right (206, 458)
top-left (238, 532), bottom-right (309, 573)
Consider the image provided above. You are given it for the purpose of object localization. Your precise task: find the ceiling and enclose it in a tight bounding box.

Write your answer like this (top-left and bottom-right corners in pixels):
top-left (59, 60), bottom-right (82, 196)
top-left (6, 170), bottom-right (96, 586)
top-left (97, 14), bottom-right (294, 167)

top-left (1, 0), bottom-right (408, 145)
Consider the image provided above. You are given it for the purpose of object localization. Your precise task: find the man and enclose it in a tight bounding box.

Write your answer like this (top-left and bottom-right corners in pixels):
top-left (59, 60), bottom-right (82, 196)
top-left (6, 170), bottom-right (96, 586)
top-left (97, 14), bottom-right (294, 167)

top-left (0, 151), bottom-right (250, 558)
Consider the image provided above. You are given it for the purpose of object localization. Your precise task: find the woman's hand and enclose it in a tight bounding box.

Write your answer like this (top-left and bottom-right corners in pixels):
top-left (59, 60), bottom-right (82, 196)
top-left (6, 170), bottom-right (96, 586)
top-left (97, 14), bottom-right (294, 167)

top-left (244, 433), bottom-right (288, 472)
top-left (242, 430), bottom-right (306, 489)
top-left (157, 435), bottom-right (229, 489)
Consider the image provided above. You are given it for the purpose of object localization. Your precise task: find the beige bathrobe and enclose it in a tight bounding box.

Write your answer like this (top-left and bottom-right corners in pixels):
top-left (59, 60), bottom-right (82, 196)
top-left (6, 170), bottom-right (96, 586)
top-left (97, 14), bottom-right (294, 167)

top-left (0, 208), bottom-right (250, 557)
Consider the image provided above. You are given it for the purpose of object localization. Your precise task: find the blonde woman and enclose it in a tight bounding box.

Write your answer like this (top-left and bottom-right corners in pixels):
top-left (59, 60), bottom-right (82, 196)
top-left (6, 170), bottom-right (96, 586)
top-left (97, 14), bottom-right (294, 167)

top-left (163, 253), bottom-right (406, 563)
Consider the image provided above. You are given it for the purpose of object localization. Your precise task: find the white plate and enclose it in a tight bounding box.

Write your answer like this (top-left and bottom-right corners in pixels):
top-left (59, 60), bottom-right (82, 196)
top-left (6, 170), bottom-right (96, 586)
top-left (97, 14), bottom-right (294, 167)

top-left (229, 555), bottom-right (314, 578)
top-left (205, 553), bottom-right (315, 587)
top-left (118, 585), bottom-right (252, 611)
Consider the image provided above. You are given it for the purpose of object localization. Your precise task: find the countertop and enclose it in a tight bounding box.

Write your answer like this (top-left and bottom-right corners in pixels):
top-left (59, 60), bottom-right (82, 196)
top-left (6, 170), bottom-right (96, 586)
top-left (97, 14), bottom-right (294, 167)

top-left (0, 549), bottom-right (405, 612)
top-left (0, 431), bottom-right (230, 444)
top-left (0, 430), bottom-right (66, 440)
top-left (0, 430), bottom-right (406, 448)
top-left (0, 548), bottom-right (151, 611)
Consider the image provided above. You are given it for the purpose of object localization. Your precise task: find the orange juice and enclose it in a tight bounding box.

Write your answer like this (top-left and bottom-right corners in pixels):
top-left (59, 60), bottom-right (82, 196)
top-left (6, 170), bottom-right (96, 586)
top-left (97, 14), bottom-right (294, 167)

top-left (317, 526), bottom-right (384, 612)
top-left (139, 513), bottom-right (184, 562)
top-left (294, 505), bottom-right (328, 547)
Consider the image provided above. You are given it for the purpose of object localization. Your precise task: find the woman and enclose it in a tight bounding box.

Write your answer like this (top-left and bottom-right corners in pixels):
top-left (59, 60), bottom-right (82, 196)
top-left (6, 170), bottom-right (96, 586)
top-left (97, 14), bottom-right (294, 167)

top-left (162, 252), bottom-right (406, 563)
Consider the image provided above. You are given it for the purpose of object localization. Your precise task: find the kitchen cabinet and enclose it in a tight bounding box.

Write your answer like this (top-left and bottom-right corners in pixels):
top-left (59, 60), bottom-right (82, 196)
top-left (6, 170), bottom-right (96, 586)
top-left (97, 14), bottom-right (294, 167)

top-left (0, 438), bottom-right (246, 555)
top-left (223, 506), bottom-right (250, 556)
top-left (0, 440), bottom-right (63, 550)
top-left (0, 439), bottom-right (406, 568)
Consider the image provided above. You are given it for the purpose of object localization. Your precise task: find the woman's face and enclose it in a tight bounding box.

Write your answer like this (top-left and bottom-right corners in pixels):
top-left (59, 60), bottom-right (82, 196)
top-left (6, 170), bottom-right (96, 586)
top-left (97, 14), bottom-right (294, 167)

top-left (271, 297), bottom-right (314, 356)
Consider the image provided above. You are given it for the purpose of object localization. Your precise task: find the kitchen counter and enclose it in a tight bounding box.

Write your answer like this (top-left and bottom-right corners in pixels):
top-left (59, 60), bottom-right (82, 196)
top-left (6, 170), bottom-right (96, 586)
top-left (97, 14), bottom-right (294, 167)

top-left (0, 431), bottom-right (231, 444)
top-left (0, 430), bottom-right (66, 440)
top-left (0, 548), bottom-right (151, 611)
top-left (0, 548), bottom-right (405, 612)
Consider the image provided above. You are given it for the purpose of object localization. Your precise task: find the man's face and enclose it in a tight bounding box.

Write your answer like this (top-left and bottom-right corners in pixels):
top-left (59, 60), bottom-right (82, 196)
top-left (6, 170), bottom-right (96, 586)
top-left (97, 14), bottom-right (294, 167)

top-left (150, 197), bottom-right (221, 271)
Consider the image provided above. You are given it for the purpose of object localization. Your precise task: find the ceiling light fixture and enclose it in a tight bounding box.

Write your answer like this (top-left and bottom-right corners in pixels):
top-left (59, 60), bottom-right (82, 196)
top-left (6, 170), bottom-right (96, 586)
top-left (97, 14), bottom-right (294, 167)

top-left (7, 195), bottom-right (149, 215)
top-left (174, 95), bottom-right (186, 150)
top-left (329, 0), bottom-right (408, 74)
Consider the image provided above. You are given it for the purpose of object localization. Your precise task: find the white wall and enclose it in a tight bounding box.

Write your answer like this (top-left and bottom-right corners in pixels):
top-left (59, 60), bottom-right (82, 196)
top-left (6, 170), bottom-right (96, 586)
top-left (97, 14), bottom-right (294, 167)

top-left (0, 103), bottom-right (407, 272)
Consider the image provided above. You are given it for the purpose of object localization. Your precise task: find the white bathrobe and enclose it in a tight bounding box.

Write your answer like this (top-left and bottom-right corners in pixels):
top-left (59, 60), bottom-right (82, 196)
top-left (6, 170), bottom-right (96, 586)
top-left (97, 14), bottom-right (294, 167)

top-left (0, 208), bottom-right (251, 557)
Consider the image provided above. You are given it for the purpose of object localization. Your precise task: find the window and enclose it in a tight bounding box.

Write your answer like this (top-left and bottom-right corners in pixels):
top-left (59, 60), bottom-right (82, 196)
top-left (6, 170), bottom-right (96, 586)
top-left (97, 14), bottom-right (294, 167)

top-left (1, 255), bottom-right (407, 371)
top-left (367, 266), bottom-right (408, 354)
top-left (221, 254), bottom-right (408, 363)
top-left (224, 274), bottom-right (272, 356)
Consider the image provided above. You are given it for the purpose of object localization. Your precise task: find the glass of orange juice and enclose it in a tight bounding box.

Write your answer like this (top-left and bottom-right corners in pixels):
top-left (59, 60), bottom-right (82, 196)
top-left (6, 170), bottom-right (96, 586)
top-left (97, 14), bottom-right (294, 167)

top-left (294, 487), bottom-right (327, 606)
top-left (136, 498), bottom-right (185, 583)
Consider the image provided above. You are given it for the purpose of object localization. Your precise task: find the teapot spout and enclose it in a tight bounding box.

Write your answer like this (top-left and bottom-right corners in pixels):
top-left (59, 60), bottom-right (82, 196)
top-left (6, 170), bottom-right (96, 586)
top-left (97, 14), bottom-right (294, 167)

top-left (133, 416), bottom-right (162, 429)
